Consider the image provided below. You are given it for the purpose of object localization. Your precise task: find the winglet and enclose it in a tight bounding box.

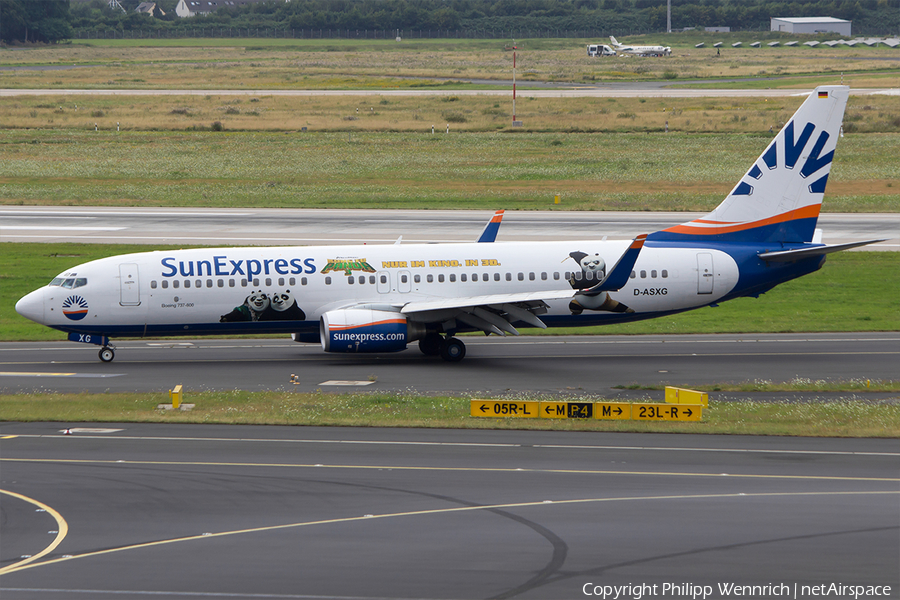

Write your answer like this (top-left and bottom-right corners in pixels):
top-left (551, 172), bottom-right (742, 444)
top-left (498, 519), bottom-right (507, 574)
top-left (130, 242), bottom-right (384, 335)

top-left (477, 210), bottom-right (505, 243)
top-left (580, 234), bottom-right (646, 295)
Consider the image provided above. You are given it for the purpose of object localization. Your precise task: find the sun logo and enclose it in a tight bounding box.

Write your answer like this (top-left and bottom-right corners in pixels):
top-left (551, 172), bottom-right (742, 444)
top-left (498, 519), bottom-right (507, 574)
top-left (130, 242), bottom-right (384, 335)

top-left (62, 295), bottom-right (89, 321)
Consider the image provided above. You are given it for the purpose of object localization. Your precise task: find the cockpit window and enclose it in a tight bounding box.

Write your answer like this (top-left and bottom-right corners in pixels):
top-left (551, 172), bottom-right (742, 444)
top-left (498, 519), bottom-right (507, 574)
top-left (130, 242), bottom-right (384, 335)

top-left (74, 278), bottom-right (87, 288)
top-left (61, 279), bottom-right (76, 289)
top-left (50, 278), bottom-right (64, 287)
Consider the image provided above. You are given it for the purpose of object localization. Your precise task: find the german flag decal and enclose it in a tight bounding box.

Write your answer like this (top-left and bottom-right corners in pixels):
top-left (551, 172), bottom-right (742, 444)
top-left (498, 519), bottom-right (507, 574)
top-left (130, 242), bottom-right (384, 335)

top-left (818, 91), bottom-right (829, 98)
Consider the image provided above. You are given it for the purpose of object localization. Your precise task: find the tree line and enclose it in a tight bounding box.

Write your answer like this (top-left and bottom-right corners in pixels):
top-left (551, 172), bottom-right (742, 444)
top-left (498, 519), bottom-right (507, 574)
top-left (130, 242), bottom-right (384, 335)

top-left (2, 0), bottom-right (898, 44)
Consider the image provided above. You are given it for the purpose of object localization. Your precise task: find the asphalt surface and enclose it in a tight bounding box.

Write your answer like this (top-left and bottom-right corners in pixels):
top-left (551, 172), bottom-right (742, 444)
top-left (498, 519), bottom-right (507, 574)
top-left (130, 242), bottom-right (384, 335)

top-left (1, 333), bottom-right (898, 398)
top-left (1, 424), bottom-right (898, 599)
top-left (1, 87), bottom-right (897, 98)
top-left (2, 207), bottom-right (897, 249)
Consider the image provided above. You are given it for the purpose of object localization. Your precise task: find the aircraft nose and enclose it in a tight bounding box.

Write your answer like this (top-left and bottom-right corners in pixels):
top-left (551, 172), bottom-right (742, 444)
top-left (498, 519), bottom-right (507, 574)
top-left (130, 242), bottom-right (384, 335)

top-left (15, 288), bottom-right (45, 324)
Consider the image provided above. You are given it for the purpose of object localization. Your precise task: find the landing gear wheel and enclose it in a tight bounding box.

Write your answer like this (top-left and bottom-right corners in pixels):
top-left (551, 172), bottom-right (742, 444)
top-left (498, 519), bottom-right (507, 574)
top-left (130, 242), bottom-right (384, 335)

top-left (419, 333), bottom-right (442, 356)
top-left (439, 337), bottom-right (466, 362)
top-left (99, 347), bottom-right (115, 363)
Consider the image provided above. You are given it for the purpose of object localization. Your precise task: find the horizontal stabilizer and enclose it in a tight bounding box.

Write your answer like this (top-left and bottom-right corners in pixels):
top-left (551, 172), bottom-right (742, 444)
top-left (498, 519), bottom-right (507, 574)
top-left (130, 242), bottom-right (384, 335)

top-left (758, 239), bottom-right (887, 262)
top-left (579, 234), bottom-right (646, 295)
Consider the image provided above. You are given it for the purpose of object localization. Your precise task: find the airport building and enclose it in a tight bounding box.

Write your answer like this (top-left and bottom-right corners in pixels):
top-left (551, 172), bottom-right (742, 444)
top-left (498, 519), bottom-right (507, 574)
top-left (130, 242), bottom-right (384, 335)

top-left (770, 17), bottom-right (851, 36)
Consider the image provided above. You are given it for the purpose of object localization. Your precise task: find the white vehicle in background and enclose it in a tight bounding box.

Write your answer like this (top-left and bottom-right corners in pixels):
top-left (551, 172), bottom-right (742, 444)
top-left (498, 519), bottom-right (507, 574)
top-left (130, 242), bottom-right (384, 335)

top-left (609, 35), bottom-right (671, 56)
top-left (587, 43), bottom-right (617, 57)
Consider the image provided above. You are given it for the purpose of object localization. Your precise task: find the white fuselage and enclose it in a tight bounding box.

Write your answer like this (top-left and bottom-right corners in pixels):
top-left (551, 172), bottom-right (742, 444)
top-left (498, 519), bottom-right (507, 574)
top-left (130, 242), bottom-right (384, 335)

top-left (18, 240), bottom-right (738, 338)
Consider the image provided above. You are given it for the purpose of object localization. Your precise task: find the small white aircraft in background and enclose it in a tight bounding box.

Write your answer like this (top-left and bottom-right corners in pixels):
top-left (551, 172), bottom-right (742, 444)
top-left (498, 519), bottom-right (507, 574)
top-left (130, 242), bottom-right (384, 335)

top-left (609, 35), bottom-right (671, 56)
top-left (16, 86), bottom-right (882, 363)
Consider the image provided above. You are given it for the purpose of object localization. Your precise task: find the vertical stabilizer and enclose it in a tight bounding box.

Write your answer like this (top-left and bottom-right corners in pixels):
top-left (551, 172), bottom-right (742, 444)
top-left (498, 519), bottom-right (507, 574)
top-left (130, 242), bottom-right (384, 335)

top-left (648, 86), bottom-right (849, 244)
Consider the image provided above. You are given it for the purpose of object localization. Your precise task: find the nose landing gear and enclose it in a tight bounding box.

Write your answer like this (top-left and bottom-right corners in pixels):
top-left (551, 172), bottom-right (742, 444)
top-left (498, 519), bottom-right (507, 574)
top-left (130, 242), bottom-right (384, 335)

top-left (99, 346), bottom-right (116, 363)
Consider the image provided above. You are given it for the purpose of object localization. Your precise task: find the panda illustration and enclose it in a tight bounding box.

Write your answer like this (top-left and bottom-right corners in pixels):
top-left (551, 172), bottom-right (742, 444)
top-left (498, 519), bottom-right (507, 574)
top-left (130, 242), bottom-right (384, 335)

top-left (261, 290), bottom-right (306, 321)
top-left (565, 250), bottom-right (634, 315)
top-left (219, 290), bottom-right (270, 322)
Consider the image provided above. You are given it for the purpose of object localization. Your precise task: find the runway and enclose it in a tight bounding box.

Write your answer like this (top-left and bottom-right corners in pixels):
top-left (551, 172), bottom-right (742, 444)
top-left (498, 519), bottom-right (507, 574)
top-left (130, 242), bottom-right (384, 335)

top-left (1, 424), bottom-right (897, 599)
top-left (1, 333), bottom-right (898, 397)
top-left (1, 207), bottom-right (897, 249)
top-left (0, 87), bottom-right (897, 98)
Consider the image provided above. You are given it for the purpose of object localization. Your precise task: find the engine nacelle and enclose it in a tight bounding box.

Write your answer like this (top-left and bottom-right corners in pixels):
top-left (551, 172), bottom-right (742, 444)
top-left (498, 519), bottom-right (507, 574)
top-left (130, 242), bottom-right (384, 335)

top-left (320, 309), bottom-right (425, 353)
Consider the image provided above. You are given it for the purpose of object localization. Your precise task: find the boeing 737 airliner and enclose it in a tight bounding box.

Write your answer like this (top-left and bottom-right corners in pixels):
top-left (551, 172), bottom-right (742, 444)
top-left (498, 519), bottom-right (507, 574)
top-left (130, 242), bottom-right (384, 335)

top-left (15, 86), bottom-right (882, 362)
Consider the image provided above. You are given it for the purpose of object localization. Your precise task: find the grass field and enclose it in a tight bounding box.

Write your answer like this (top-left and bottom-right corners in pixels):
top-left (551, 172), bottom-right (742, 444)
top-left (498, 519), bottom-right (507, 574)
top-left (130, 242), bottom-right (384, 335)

top-left (0, 127), bottom-right (897, 212)
top-left (3, 243), bottom-right (897, 342)
top-left (1, 390), bottom-right (897, 437)
top-left (1, 37), bottom-right (897, 90)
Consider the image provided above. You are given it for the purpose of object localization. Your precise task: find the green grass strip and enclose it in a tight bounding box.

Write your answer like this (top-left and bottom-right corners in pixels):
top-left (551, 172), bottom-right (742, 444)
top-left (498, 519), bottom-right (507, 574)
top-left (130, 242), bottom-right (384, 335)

top-left (0, 391), bottom-right (897, 437)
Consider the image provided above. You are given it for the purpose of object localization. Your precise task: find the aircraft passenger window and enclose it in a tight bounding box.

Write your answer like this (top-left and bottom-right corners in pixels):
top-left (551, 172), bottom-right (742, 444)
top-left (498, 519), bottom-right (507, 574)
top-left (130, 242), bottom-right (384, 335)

top-left (253, 279), bottom-right (259, 286)
top-left (348, 276), bottom-right (354, 284)
top-left (461, 274), bottom-right (467, 282)
top-left (289, 278), bottom-right (296, 286)
top-left (401, 274), bottom-right (408, 283)
top-left (529, 273), bottom-right (535, 281)
top-left (196, 280), bottom-right (202, 288)
top-left (414, 274), bottom-right (421, 283)
top-left (217, 279), bottom-right (224, 288)
top-left (650, 270), bottom-right (657, 278)
top-left (278, 278), bottom-right (284, 286)
top-left (438, 274), bottom-right (445, 283)
top-left (494, 273), bottom-right (500, 281)
top-left (380, 275), bottom-right (387, 284)
top-left (173, 280), bottom-right (180, 289)
top-left (50, 278), bottom-right (64, 286)
top-left (151, 281), bottom-right (157, 289)
top-left (517, 273), bottom-right (524, 281)
top-left (483, 273), bottom-right (488, 281)
top-left (585, 271), bottom-right (594, 281)
top-left (62, 279), bottom-right (75, 289)
top-left (241, 280), bottom-right (248, 287)
top-left (162, 280), bottom-right (169, 289)
top-left (506, 273), bottom-right (512, 281)
top-left (662, 270), bottom-right (668, 278)
top-left (75, 278), bottom-right (87, 288)
top-left (265, 278), bottom-right (271, 287)
top-left (427, 274), bottom-right (434, 283)
top-left (325, 277), bottom-right (332, 285)
top-left (553, 272), bottom-right (560, 280)
top-left (229, 279), bottom-right (235, 287)
top-left (541, 272), bottom-right (547, 281)
top-left (301, 277), bottom-right (307, 286)
top-left (184, 280), bottom-right (191, 288)
top-left (449, 274), bottom-right (456, 282)
top-left (630, 271), bottom-right (636, 279)
top-left (565, 271), bottom-right (571, 280)
top-left (640, 270), bottom-right (647, 278)
top-left (358, 276), bottom-right (365, 284)
top-left (369, 276), bottom-right (375, 284)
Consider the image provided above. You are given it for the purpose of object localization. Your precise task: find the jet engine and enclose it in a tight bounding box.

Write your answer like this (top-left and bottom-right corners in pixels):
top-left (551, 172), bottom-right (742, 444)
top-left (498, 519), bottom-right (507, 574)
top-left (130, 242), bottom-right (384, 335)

top-left (320, 309), bottom-right (425, 353)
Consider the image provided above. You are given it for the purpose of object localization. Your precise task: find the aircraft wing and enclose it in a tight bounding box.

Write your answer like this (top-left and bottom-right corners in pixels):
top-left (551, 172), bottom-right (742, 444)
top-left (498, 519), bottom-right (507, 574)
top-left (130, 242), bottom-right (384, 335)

top-left (476, 210), bottom-right (505, 243)
top-left (578, 234), bottom-right (646, 295)
top-left (399, 289), bottom-right (576, 336)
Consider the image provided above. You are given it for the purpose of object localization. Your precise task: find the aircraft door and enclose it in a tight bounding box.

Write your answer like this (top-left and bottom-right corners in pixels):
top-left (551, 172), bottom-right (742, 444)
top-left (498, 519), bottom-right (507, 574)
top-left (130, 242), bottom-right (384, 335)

top-left (119, 263), bottom-right (141, 306)
top-left (376, 271), bottom-right (391, 294)
top-left (697, 253), bottom-right (714, 294)
top-left (398, 270), bottom-right (411, 293)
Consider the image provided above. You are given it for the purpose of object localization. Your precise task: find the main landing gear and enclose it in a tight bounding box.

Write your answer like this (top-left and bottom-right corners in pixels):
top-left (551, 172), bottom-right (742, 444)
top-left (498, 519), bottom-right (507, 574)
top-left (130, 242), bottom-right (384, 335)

top-left (419, 333), bottom-right (466, 362)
